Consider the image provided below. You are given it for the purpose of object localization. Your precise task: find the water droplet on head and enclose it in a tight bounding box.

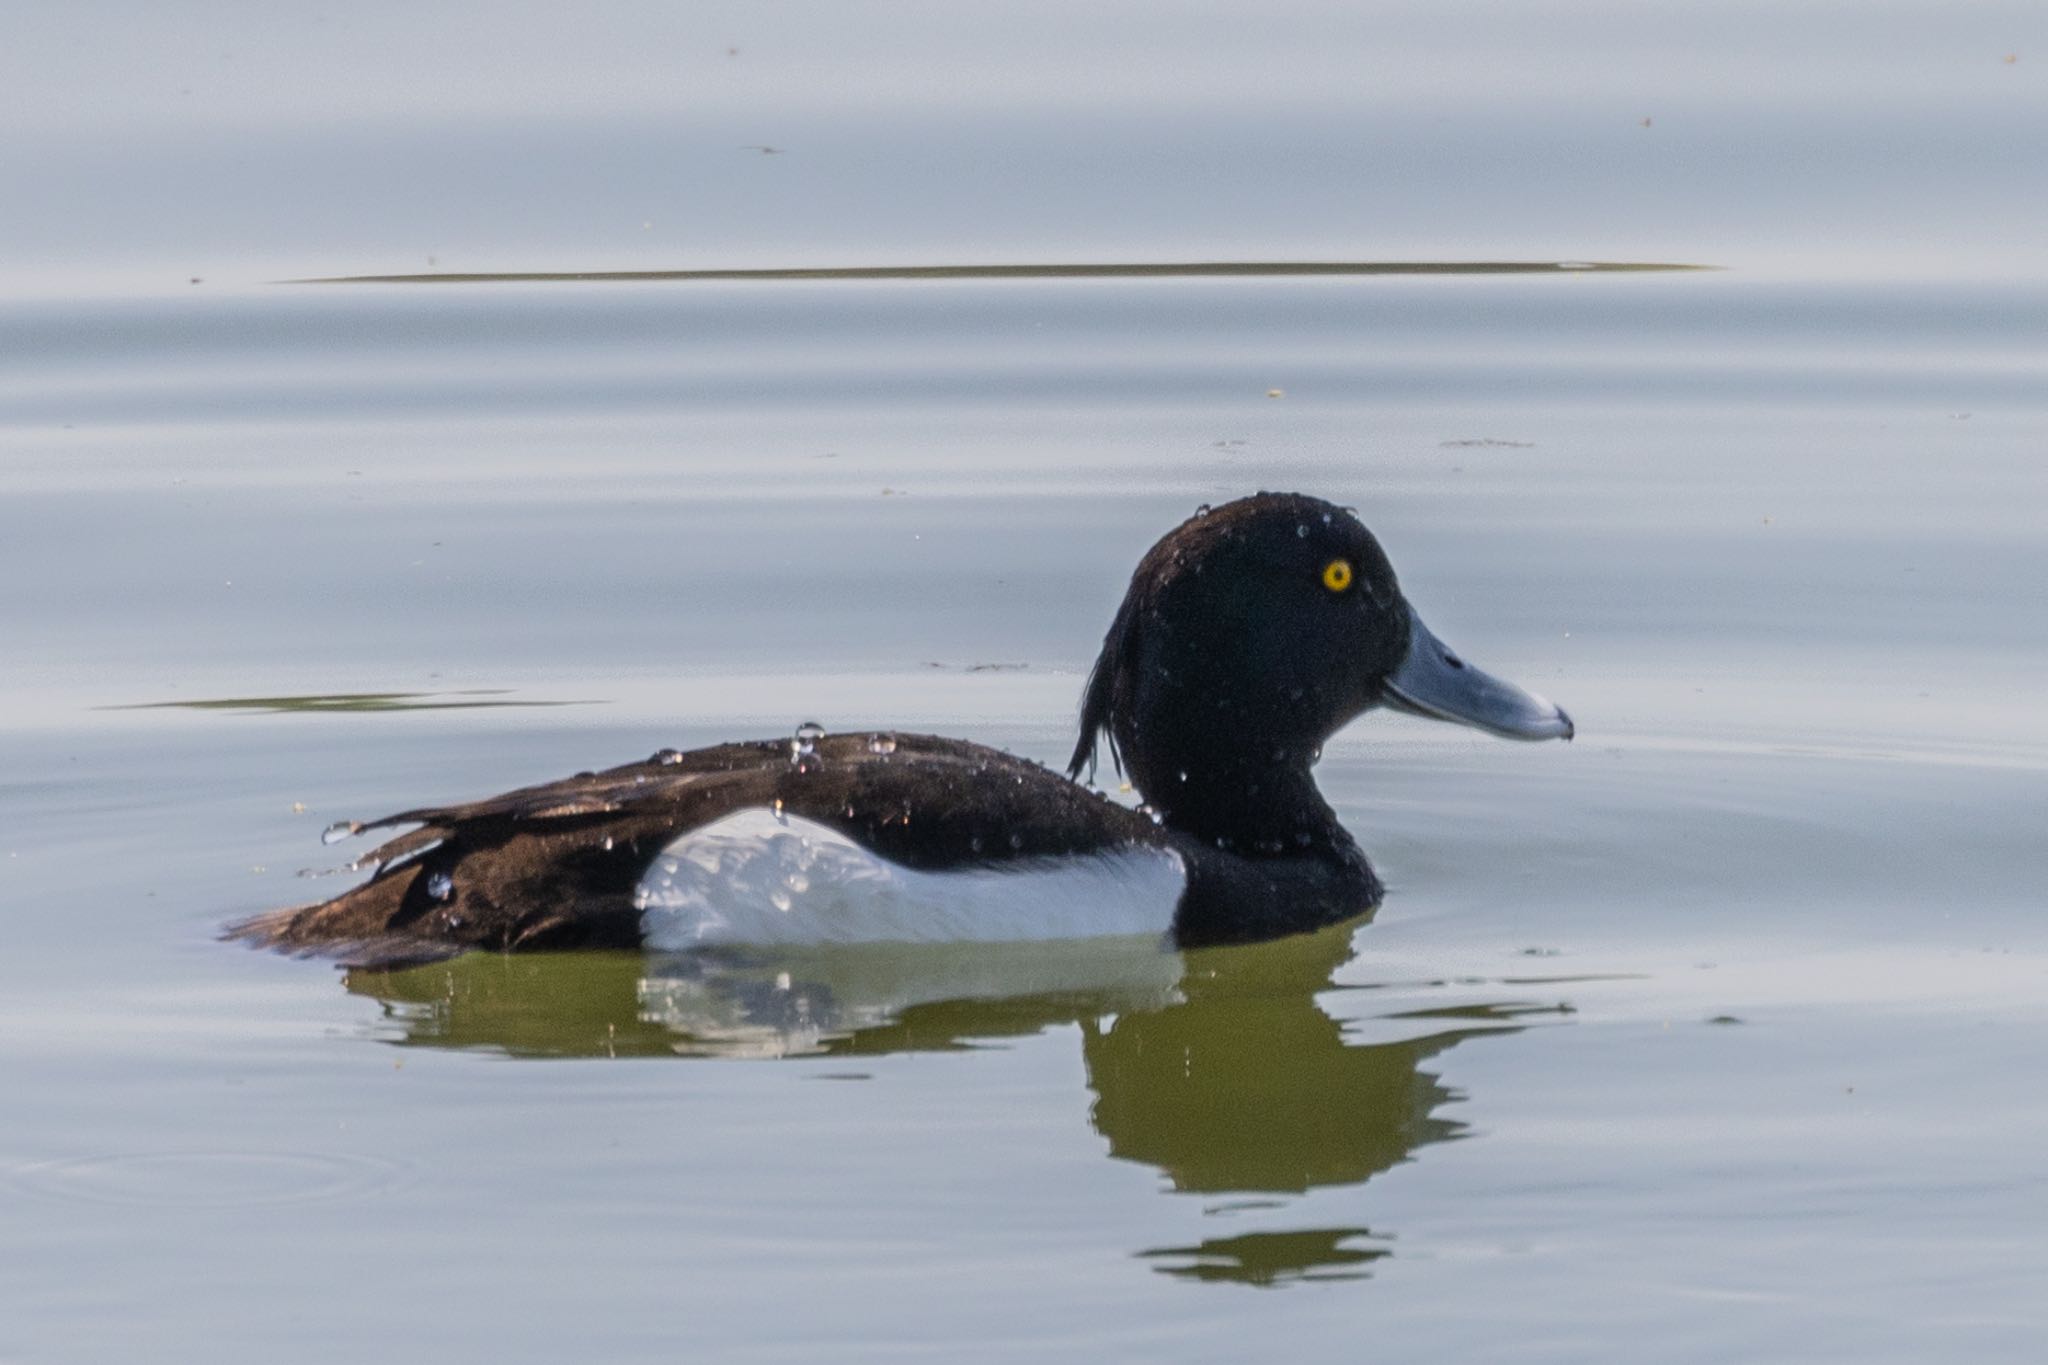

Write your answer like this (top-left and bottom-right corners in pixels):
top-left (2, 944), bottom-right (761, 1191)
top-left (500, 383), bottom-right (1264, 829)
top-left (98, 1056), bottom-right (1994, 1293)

top-left (601, 836), bottom-right (614, 851)
top-left (1007, 833), bottom-right (1024, 851)
top-left (321, 820), bottom-right (360, 846)
top-left (1296, 524), bottom-right (1309, 538)
top-left (866, 734), bottom-right (897, 755)
top-left (969, 835), bottom-right (984, 854)
top-left (425, 871), bottom-right (453, 901)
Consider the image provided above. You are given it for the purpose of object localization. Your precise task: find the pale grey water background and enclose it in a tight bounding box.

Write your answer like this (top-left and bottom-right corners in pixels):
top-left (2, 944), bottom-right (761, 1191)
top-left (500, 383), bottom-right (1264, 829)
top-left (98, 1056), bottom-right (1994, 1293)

top-left (4, 3), bottom-right (2047, 1361)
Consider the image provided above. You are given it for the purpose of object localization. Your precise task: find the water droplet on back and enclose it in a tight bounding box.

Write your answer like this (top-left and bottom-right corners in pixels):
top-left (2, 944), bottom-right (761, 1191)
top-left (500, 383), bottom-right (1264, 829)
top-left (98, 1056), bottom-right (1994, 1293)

top-left (652, 748), bottom-right (685, 765)
top-left (790, 720), bottom-right (826, 770)
top-left (866, 734), bottom-right (897, 755)
top-left (425, 871), bottom-right (453, 901)
top-left (1296, 523), bottom-right (1309, 538)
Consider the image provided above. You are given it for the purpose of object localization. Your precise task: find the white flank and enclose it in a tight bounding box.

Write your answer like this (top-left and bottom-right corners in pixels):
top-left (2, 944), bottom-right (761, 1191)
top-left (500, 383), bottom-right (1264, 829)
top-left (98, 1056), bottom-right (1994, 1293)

top-left (635, 808), bottom-right (1187, 949)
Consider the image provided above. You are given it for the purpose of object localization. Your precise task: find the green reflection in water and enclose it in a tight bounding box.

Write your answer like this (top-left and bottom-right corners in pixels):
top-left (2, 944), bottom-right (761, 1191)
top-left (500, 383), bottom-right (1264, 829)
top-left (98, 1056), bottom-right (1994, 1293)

top-left (292, 259), bottom-right (1713, 286)
top-left (1137, 1227), bottom-right (1389, 1286)
top-left (344, 924), bottom-right (1554, 1286)
top-left (1084, 937), bottom-right (1492, 1196)
top-left (109, 690), bottom-right (596, 715)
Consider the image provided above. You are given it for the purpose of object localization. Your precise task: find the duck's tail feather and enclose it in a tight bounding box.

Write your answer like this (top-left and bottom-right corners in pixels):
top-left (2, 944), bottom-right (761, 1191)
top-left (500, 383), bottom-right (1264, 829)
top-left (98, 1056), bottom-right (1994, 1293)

top-left (221, 848), bottom-right (471, 968)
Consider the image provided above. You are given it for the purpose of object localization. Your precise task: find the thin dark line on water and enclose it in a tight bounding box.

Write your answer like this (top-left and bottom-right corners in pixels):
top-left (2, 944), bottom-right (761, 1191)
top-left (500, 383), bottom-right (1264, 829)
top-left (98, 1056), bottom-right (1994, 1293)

top-left (285, 259), bottom-right (1717, 286)
top-left (103, 690), bottom-right (603, 715)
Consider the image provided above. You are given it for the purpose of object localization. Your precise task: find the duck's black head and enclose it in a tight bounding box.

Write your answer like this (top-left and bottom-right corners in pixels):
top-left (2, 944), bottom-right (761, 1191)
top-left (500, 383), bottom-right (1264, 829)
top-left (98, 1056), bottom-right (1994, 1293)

top-left (1068, 493), bottom-right (1571, 847)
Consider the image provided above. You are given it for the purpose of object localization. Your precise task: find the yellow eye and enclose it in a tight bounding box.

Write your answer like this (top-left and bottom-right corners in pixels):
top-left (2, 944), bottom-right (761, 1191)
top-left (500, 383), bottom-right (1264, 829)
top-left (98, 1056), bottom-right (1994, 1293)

top-left (1322, 558), bottom-right (1354, 592)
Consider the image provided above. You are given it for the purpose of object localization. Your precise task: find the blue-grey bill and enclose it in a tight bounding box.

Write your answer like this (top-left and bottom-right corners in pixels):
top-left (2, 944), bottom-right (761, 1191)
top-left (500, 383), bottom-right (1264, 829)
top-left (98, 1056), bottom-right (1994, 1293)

top-left (1382, 611), bottom-right (1575, 741)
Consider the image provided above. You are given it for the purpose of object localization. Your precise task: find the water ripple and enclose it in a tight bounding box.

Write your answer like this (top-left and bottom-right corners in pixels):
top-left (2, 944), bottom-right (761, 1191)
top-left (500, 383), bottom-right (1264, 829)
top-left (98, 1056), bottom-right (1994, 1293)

top-left (11, 1150), bottom-right (406, 1209)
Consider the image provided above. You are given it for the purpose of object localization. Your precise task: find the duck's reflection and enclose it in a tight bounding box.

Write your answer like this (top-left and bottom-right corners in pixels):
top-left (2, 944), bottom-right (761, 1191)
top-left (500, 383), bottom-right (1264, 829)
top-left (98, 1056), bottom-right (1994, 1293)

top-left (1081, 932), bottom-right (1487, 1196)
top-left (345, 924), bottom-right (1542, 1286)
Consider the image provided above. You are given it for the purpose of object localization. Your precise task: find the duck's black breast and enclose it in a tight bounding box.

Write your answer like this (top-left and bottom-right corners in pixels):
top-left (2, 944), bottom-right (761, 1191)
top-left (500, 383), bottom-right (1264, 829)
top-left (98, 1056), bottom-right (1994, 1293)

top-left (229, 732), bottom-right (1184, 965)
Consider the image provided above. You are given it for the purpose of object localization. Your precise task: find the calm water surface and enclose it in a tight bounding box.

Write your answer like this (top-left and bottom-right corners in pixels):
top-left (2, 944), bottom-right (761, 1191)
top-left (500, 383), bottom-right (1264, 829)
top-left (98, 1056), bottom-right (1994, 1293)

top-left (4, 4), bottom-right (2046, 1361)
